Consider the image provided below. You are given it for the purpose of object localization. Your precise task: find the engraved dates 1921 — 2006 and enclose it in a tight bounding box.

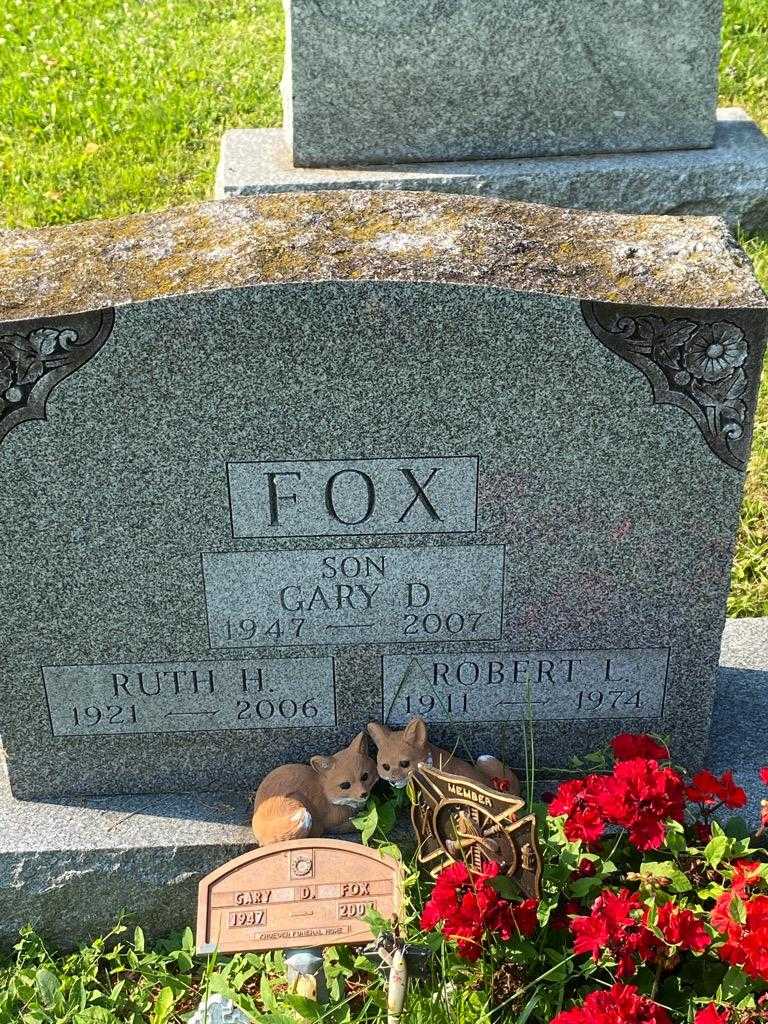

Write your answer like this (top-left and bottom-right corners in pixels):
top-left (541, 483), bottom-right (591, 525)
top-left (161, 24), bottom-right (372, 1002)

top-left (42, 657), bottom-right (337, 736)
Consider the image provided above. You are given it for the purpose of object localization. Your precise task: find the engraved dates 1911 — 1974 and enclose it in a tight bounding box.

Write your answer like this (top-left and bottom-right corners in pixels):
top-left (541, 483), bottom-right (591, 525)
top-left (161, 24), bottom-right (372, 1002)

top-left (383, 649), bottom-right (670, 725)
top-left (202, 545), bottom-right (505, 649)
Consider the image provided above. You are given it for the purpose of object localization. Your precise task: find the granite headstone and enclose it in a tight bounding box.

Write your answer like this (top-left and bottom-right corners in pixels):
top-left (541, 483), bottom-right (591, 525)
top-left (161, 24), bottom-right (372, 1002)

top-left (282, 0), bottom-right (723, 167)
top-left (0, 190), bottom-right (765, 800)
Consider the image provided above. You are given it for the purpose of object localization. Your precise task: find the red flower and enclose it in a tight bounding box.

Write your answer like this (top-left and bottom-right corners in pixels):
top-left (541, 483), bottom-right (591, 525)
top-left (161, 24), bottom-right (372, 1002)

top-left (551, 983), bottom-right (671, 1024)
top-left (490, 776), bottom-right (510, 792)
top-left (694, 1008), bottom-right (729, 1024)
top-left (694, 822), bottom-right (712, 844)
top-left (420, 861), bottom-right (538, 961)
top-left (654, 901), bottom-right (711, 952)
top-left (711, 883), bottom-right (768, 981)
top-left (510, 898), bottom-right (539, 937)
top-left (549, 776), bottom-right (607, 844)
top-left (611, 734), bottom-right (669, 762)
top-left (598, 758), bottom-right (685, 850)
top-left (686, 770), bottom-right (746, 809)
top-left (731, 859), bottom-right (764, 896)
top-left (571, 889), bottom-right (660, 978)
top-left (571, 857), bottom-right (598, 880)
top-left (760, 767), bottom-right (768, 785)
top-left (551, 899), bottom-right (582, 931)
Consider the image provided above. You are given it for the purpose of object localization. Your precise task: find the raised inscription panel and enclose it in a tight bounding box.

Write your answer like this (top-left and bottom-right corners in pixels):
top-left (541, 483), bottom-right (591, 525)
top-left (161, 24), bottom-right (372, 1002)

top-left (197, 839), bottom-right (403, 953)
top-left (42, 657), bottom-right (336, 736)
top-left (227, 456), bottom-right (479, 538)
top-left (203, 545), bottom-right (505, 648)
top-left (382, 648), bottom-right (670, 724)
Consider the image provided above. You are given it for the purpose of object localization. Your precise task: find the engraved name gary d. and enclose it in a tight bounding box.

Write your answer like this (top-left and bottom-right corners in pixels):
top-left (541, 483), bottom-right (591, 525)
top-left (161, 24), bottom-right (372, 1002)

top-left (202, 545), bottom-right (505, 648)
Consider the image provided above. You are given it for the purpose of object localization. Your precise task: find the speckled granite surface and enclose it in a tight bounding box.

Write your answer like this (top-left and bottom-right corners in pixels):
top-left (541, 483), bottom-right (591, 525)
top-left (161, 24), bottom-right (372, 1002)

top-left (282, 0), bottom-right (722, 166)
top-left (0, 191), bottom-right (766, 801)
top-left (215, 109), bottom-right (768, 234)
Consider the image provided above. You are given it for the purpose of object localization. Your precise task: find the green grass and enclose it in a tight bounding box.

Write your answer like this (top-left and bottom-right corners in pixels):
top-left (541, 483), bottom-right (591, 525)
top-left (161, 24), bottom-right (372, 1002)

top-left (0, 0), bottom-right (767, 613)
top-left (720, 0), bottom-right (768, 615)
top-left (0, 0), bottom-right (283, 226)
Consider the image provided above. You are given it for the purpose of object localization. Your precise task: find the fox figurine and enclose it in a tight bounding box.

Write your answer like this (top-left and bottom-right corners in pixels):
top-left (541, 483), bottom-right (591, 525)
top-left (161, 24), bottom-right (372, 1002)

top-left (251, 731), bottom-right (378, 846)
top-left (367, 717), bottom-right (520, 795)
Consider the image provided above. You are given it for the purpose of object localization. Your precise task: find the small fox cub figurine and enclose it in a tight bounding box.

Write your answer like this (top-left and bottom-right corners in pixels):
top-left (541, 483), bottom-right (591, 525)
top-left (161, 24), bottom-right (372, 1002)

top-left (367, 717), bottom-right (520, 794)
top-left (251, 732), bottom-right (378, 846)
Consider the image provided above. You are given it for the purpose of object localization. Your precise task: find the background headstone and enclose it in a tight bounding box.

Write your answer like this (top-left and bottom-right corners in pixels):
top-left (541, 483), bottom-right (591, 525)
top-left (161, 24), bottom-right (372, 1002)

top-left (218, 2), bottom-right (768, 231)
top-left (0, 190), bottom-right (765, 801)
top-left (283, 0), bottom-right (722, 167)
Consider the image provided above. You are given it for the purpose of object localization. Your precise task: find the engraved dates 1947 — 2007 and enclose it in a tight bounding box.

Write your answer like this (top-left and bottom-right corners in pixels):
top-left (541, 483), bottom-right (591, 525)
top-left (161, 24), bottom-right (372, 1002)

top-left (202, 545), bottom-right (505, 649)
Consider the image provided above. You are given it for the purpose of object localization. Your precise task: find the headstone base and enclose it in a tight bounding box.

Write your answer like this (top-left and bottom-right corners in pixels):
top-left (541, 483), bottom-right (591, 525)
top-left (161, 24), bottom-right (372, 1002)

top-left (2, 619), bottom-right (765, 952)
top-left (214, 108), bottom-right (768, 231)
top-left (0, 780), bottom-right (255, 952)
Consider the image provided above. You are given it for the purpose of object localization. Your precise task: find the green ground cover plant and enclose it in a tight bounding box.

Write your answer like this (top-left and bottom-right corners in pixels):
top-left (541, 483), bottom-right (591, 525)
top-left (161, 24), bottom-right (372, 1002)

top-left (0, 0), bottom-right (766, 612)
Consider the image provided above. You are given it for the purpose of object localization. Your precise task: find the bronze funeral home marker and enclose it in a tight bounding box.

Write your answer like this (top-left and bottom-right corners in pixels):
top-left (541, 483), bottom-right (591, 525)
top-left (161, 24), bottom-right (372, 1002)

top-left (197, 839), bottom-right (403, 954)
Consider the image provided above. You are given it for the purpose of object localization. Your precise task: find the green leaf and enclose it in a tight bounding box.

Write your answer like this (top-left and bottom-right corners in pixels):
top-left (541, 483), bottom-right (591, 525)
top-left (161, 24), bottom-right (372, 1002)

top-left (489, 875), bottom-right (521, 899)
top-left (570, 875), bottom-right (602, 897)
top-left (718, 965), bottom-right (752, 1003)
top-left (260, 972), bottom-right (278, 1012)
top-left (133, 926), bottom-right (145, 953)
top-left (731, 894), bottom-right (747, 924)
top-left (150, 987), bottom-right (174, 1024)
top-left (704, 834), bottom-right (729, 868)
top-left (34, 967), bottom-right (60, 1009)
top-left (282, 993), bottom-right (324, 1020)
top-left (665, 825), bottom-right (687, 853)
top-left (724, 816), bottom-right (750, 839)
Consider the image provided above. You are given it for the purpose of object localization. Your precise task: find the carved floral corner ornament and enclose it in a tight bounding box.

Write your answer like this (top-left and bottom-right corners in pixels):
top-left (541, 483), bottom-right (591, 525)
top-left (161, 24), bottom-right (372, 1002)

top-left (0, 308), bottom-right (115, 448)
top-left (581, 302), bottom-right (767, 470)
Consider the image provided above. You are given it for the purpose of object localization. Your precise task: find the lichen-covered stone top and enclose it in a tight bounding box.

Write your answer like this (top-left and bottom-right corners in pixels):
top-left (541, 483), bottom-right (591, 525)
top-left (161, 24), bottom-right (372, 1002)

top-left (0, 191), bottom-right (765, 321)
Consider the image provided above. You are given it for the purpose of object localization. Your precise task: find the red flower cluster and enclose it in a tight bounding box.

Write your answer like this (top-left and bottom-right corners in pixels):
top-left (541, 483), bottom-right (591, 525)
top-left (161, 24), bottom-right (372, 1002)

top-left (550, 742), bottom-right (686, 851)
top-left (686, 770), bottom-right (747, 809)
top-left (711, 860), bottom-right (768, 981)
top-left (694, 1008), bottom-right (730, 1024)
top-left (549, 777), bottom-right (607, 845)
top-left (655, 901), bottom-right (711, 953)
top-left (571, 890), bottom-right (710, 977)
top-left (611, 733), bottom-right (669, 762)
top-left (419, 861), bottom-right (538, 961)
top-left (552, 983), bottom-right (671, 1024)
top-left (605, 758), bottom-right (686, 849)
top-left (571, 889), bottom-right (660, 978)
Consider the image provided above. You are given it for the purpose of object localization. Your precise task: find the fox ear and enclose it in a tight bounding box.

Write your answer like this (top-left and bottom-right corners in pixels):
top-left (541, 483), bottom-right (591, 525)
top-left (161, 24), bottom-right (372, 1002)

top-left (366, 722), bottom-right (389, 747)
top-left (348, 731), bottom-right (369, 755)
top-left (404, 717), bottom-right (428, 746)
top-left (311, 754), bottom-right (334, 773)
